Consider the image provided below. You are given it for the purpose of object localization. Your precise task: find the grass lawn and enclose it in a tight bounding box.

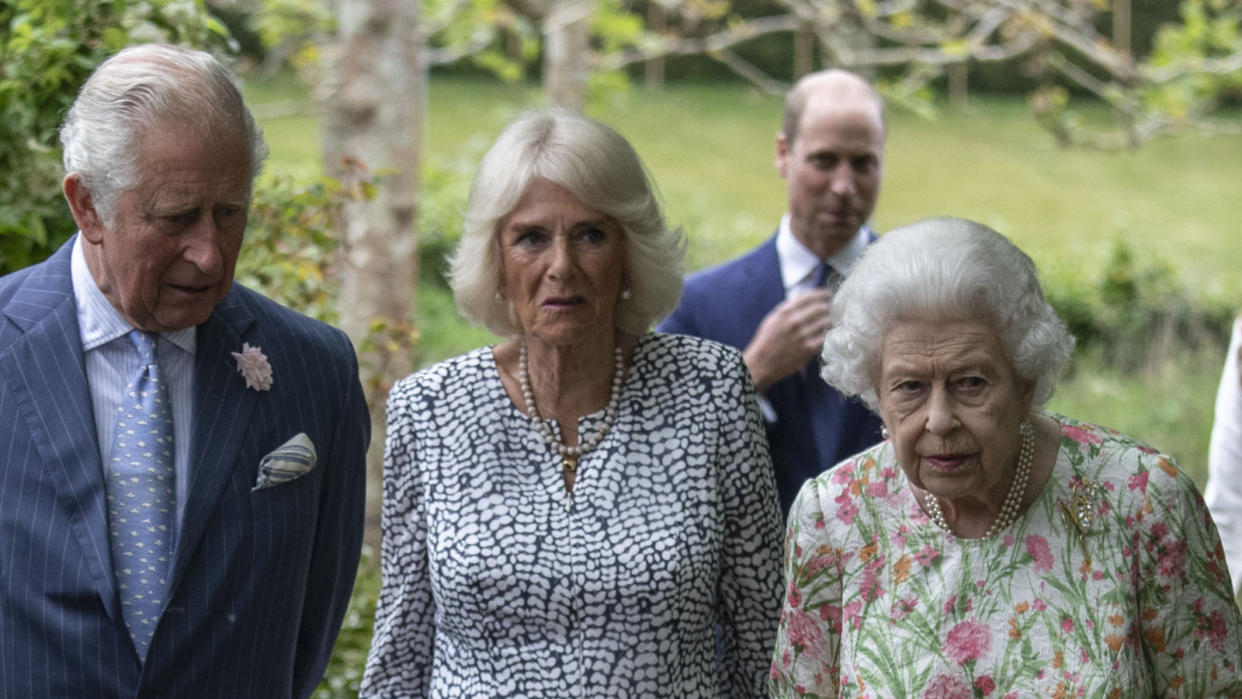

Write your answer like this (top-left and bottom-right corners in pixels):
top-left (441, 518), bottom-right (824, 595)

top-left (245, 73), bottom-right (1242, 485)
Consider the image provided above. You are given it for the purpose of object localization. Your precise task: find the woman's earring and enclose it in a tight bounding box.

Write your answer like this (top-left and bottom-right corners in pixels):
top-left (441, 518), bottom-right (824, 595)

top-left (620, 287), bottom-right (632, 301)
top-left (881, 425), bottom-right (890, 440)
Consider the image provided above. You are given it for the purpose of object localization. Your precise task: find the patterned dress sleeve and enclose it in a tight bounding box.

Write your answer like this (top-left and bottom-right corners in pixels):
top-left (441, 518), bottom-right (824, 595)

top-left (770, 472), bottom-right (845, 698)
top-left (360, 377), bottom-right (437, 697)
top-left (1133, 452), bottom-right (1242, 696)
top-left (717, 352), bottom-right (786, 698)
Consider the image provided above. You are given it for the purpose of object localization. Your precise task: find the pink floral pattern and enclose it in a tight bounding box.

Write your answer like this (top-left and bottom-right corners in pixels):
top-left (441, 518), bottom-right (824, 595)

top-left (943, 620), bottom-right (991, 665)
top-left (770, 415), bottom-right (1242, 698)
top-left (1024, 534), bottom-right (1054, 573)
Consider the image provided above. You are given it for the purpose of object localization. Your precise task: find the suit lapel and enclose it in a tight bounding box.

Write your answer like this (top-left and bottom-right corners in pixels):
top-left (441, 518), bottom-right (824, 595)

top-left (0, 244), bottom-right (121, 621)
top-left (741, 234), bottom-right (787, 331)
top-left (168, 290), bottom-right (257, 587)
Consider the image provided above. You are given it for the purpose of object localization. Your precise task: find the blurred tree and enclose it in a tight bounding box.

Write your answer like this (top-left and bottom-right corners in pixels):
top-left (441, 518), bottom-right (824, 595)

top-left (0, 0), bottom-right (230, 274)
top-left (238, 0), bottom-right (522, 542)
top-left (319, 0), bottom-right (424, 544)
top-left (636, 0), bottom-right (1242, 148)
top-left (484, 0), bottom-right (1242, 144)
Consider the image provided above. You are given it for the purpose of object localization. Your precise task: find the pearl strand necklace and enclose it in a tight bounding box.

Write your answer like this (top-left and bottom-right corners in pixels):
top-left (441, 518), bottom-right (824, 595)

top-left (518, 343), bottom-right (625, 475)
top-left (924, 419), bottom-right (1035, 539)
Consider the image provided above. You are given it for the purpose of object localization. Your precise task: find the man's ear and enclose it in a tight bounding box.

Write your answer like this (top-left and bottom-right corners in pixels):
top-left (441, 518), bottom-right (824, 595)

top-left (775, 131), bottom-right (790, 179)
top-left (63, 173), bottom-right (106, 243)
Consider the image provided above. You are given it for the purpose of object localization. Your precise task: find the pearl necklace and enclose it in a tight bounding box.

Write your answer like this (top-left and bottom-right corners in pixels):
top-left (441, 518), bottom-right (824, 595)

top-left (923, 419), bottom-right (1035, 539)
top-left (518, 343), bottom-right (625, 475)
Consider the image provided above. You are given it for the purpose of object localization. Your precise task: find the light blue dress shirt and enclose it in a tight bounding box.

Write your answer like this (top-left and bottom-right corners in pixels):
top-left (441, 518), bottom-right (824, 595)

top-left (71, 236), bottom-right (196, 533)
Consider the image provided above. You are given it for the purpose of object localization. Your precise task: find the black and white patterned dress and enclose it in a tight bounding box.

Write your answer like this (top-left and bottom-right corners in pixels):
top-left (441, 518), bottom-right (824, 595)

top-left (361, 333), bottom-right (784, 697)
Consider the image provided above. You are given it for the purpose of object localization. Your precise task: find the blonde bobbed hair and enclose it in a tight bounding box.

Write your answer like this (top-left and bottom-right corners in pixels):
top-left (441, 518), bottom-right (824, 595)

top-left (449, 109), bottom-right (685, 337)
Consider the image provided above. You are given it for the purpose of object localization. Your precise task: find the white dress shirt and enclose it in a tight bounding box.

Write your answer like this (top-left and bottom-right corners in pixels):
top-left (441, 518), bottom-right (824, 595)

top-left (71, 236), bottom-right (196, 532)
top-left (1206, 316), bottom-right (1242, 595)
top-left (775, 213), bottom-right (870, 297)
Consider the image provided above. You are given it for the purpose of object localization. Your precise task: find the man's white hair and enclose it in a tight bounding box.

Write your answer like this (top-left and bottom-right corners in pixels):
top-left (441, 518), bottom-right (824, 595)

top-left (60, 43), bottom-right (268, 226)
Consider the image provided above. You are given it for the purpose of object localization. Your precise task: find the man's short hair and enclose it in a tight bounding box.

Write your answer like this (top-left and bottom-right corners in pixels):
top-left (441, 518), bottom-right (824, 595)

top-left (782, 69), bottom-right (886, 146)
top-left (60, 43), bottom-right (269, 226)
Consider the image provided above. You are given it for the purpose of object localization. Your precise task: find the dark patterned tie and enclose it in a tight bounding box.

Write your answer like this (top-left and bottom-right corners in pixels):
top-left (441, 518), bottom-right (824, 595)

top-left (105, 330), bottom-right (175, 660)
top-left (814, 260), bottom-right (840, 291)
top-left (805, 261), bottom-right (838, 379)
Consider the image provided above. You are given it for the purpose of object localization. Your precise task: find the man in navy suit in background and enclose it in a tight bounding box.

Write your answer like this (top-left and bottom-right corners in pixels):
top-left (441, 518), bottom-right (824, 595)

top-left (0, 44), bottom-right (368, 697)
top-left (660, 70), bottom-right (885, 513)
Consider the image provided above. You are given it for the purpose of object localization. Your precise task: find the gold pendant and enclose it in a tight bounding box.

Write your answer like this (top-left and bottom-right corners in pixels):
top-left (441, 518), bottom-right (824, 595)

top-left (562, 456), bottom-right (578, 474)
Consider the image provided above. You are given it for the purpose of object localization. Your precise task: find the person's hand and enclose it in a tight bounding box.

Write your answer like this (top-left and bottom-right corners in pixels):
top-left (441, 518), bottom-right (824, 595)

top-left (742, 288), bottom-right (833, 394)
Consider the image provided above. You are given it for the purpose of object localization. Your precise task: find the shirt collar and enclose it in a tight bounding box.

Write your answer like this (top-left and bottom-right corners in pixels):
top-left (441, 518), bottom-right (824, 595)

top-left (775, 214), bottom-right (871, 291)
top-left (71, 235), bottom-right (197, 355)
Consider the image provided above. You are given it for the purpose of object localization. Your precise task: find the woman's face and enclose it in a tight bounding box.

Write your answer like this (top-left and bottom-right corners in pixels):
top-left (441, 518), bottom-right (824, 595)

top-left (498, 179), bottom-right (626, 347)
top-left (875, 317), bottom-right (1034, 506)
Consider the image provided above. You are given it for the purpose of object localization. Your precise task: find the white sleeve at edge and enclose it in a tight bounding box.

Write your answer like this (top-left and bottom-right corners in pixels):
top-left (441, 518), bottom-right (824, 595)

top-left (1205, 317), bottom-right (1242, 596)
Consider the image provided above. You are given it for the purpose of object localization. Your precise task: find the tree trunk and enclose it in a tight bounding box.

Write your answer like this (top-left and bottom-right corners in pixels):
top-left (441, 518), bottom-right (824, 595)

top-left (793, 22), bottom-right (813, 78)
top-left (321, 0), bottom-right (423, 547)
top-left (644, 1), bottom-right (666, 90)
top-left (948, 62), bottom-right (968, 108)
top-left (1113, 0), bottom-right (1131, 57)
top-left (544, 0), bottom-right (591, 110)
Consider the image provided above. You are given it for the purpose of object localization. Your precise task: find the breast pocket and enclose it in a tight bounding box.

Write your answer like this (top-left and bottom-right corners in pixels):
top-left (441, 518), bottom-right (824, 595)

top-left (247, 464), bottom-right (322, 524)
top-left (246, 432), bottom-right (323, 525)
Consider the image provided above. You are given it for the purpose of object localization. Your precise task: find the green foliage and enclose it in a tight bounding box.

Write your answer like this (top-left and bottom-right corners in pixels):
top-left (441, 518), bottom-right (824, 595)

top-left (236, 173), bottom-right (353, 323)
top-left (1043, 238), bottom-right (1234, 370)
top-left (416, 156), bottom-right (475, 289)
top-left (249, 0), bottom-right (334, 74)
top-left (0, 0), bottom-right (231, 274)
top-left (1144, 0), bottom-right (1242, 120)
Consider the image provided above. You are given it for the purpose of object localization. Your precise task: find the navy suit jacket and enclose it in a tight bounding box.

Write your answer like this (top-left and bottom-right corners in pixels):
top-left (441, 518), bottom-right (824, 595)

top-left (0, 240), bottom-right (369, 698)
top-left (659, 233), bottom-right (883, 513)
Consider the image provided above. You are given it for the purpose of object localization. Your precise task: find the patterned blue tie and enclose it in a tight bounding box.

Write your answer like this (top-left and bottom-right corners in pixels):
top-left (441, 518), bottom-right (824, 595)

top-left (105, 330), bottom-right (175, 659)
top-left (804, 261), bottom-right (839, 379)
top-left (814, 260), bottom-right (840, 291)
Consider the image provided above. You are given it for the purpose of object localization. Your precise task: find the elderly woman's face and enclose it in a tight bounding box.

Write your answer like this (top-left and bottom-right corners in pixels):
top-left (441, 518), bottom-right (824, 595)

top-left (498, 179), bottom-right (625, 347)
top-left (875, 317), bottom-right (1034, 506)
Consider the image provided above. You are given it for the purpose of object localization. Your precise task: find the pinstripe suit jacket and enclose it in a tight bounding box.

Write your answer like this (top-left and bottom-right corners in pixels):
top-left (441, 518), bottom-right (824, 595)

top-left (0, 240), bottom-right (369, 698)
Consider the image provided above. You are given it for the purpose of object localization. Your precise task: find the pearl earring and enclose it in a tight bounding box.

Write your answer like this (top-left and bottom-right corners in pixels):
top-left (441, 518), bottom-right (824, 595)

top-left (620, 287), bottom-right (632, 301)
top-left (881, 425), bottom-right (890, 439)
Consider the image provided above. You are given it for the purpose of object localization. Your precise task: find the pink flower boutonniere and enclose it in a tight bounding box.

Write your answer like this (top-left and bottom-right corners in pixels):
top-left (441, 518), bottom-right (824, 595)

top-left (231, 343), bottom-right (273, 391)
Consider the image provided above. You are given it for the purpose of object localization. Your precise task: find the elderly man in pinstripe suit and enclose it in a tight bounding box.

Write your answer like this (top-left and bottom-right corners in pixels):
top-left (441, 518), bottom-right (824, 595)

top-left (0, 44), bottom-right (369, 698)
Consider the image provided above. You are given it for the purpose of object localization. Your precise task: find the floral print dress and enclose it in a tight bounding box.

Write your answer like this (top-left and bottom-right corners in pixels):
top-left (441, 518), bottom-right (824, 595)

top-left (770, 415), bottom-right (1242, 698)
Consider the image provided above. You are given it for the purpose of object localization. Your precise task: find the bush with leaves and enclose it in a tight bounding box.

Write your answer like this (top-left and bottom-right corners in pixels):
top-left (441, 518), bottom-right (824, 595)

top-left (1042, 238), bottom-right (1234, 371)
top-left (0, 0), bottom-right (231, 274)
top-left (236, 173), bottom-right (356, 323)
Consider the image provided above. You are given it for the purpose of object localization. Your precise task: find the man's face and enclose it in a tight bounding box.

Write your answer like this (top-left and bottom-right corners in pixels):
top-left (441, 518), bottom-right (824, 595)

top-left (776, 94), bottom-right (885, 259)
top-left (74, 125), bottom-right (252, 332)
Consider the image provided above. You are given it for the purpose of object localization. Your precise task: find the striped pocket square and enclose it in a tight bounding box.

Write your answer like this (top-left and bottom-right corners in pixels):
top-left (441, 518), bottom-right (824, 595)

top-left (253, 433), bottom-right (318, 491)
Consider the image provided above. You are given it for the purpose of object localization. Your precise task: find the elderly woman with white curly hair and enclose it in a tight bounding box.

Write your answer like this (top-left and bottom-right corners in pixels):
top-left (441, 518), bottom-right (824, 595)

top-left (361, 109), bottom-right (783, 697)
top-left (769, 217), bottom-right (1242, 697)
